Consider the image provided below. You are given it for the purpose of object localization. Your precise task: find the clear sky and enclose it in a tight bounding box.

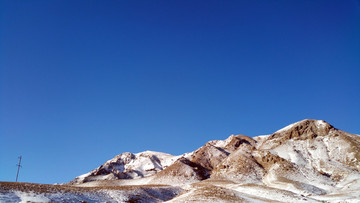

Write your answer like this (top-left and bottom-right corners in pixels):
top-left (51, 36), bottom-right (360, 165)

top-left (1, 0), bottom-right (359, 184)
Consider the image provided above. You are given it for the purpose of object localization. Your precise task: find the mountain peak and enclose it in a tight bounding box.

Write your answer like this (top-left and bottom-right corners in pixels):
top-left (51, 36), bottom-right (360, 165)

top-left (256, 119), bottom-right (336, 151)
top-left (271, 119), bottom-right (334, 139)
top-left (70, 151), bottom-right (179, 184)
top-left (275, 119), bottom-right (333, 133)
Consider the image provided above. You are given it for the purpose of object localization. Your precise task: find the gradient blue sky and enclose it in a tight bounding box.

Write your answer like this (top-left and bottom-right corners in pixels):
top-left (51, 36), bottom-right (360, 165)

top-left (1, 0), bottom-right (359, 184)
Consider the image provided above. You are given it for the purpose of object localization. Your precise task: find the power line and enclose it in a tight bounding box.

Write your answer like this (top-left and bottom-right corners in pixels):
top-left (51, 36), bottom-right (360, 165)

top-left (16, 156), bottom-right (22, 182)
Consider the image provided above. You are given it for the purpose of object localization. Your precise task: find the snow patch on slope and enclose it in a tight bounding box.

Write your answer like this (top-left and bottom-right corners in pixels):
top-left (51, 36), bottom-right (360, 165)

top-left (316, 120), bottom-right (327, 128)
top-left (15, 191), bottom-right (50, 203)
top-left (275, 122), bottom-right (297, 133)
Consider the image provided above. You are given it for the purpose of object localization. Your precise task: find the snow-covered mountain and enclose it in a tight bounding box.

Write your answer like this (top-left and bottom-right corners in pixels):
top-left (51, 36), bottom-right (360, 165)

top-left (67, 119), bottom-right (360, 202)
top-left (2, 119), bottom-right (359, 202)
top-left (70, 151), bottom-right (180, 184)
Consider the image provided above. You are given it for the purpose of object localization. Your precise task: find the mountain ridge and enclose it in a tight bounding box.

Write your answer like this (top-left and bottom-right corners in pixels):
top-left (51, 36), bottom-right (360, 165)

top-left (66, 119), bottom-right (360, 202)
top-left (2, 119), bottom-right (359, 202)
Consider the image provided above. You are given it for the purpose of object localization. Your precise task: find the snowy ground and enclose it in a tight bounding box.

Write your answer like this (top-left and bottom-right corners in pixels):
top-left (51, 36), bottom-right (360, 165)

top-left (0, 182), bottom-right (182, 203)
top-left (167, 180), bottom-right (360, 203)
top-left (2, 181), bottom-right (360, 203)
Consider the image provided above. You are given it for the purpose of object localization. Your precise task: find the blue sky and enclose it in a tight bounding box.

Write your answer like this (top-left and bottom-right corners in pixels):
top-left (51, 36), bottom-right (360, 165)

top-left (1, 0), bottom-right (359, 184)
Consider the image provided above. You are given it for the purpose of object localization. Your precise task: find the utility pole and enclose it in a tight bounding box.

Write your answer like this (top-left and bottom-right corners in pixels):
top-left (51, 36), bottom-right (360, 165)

top-left (16, 156), bottom-right (22, 182)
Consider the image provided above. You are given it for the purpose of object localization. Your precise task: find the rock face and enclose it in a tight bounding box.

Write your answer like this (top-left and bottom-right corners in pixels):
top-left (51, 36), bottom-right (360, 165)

top-left (150, 157), bottom-right (209, 185)
top-left (211, 142), bottom-right (265, 184)
top-left (70, 119), bottom-right (360, 198)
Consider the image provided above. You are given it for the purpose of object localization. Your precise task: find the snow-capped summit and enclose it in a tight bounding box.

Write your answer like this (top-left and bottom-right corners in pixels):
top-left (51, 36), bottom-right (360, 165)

top-left (275, 119), bottom-right (333, 133)
top-left (70, 151), bottom-right (179, 184)
top-left (265, 119), bottom-right (335, 148)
